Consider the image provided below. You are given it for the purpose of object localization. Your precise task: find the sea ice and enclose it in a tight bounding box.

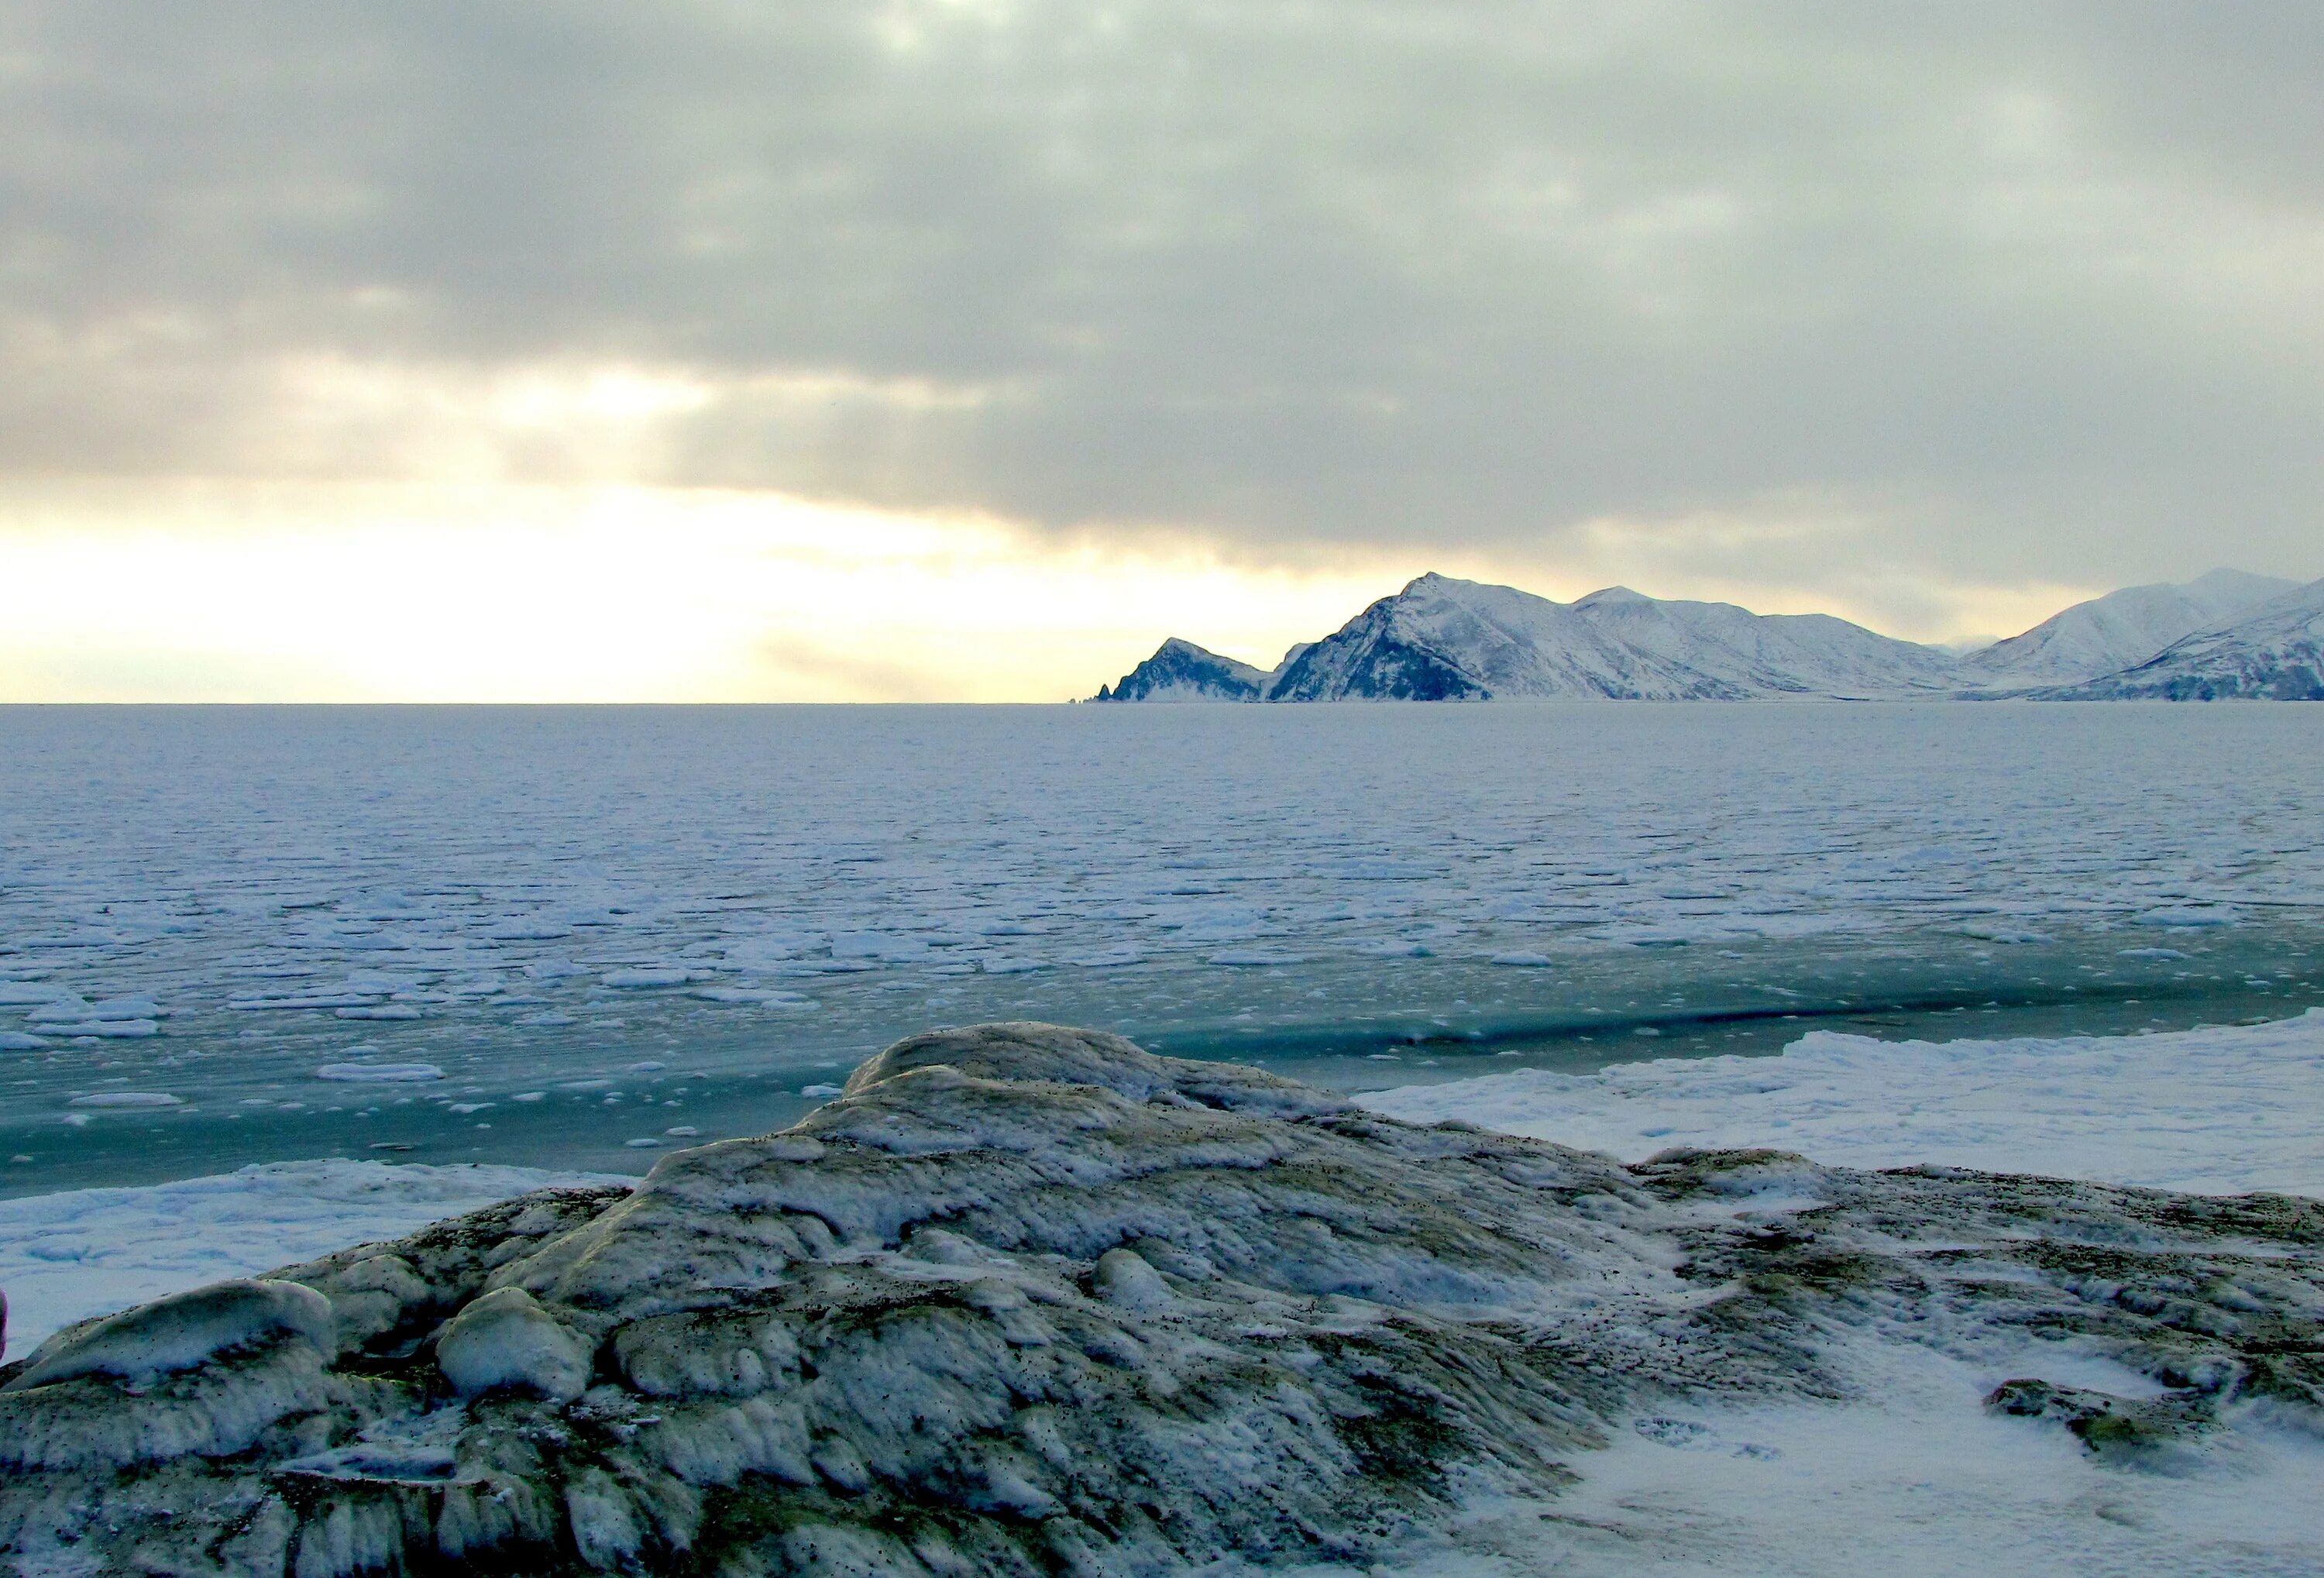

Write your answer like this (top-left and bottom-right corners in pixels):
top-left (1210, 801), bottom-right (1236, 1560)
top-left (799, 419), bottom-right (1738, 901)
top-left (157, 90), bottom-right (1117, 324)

top-left (4, 705), bottom-right (2322, 1198)
top-left (313, 1062), bottom-right (445, 1084)
top-left (601, 966), bottom-right (708, 988)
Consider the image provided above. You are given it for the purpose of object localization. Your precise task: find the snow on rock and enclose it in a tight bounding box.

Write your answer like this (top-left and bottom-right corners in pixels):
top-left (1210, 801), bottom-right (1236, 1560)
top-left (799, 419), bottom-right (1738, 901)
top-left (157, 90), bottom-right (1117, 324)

top-left (6, 1279), bottom-right (334, 1389)
top-left (1958, 567), bottom-right (2298, 689)
top-left (0, 1281), bottom-right (342, 1473)
top-left (1243, 572), bottom-right (1961, 701)
top-left (2034, 573), bottom-right (2324, 700)
top-left (1089, 568), bottom-right (2322, 703)
top-left (3, 1022), bottom-right (2322, 1575)
top-left (0, 1159), bottom-right (631, 1359)
top-left (435, 1286), bottom-right (591, 1401)
top-left (1092, 637), bottom-right (1270, 702)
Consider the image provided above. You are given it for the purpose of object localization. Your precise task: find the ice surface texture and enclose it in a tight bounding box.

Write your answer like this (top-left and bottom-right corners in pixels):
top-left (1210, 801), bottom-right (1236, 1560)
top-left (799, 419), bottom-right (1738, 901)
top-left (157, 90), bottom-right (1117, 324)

top-left (5, 702), bottom-right (2322, 1199)
top-left (4, 1022), bottom-right (2322, 1576)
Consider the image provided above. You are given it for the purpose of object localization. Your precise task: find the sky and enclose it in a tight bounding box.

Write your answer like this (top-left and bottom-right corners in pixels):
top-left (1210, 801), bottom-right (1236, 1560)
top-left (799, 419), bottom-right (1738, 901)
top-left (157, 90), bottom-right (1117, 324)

top-left (3, 2), bottom-right (2319, 700)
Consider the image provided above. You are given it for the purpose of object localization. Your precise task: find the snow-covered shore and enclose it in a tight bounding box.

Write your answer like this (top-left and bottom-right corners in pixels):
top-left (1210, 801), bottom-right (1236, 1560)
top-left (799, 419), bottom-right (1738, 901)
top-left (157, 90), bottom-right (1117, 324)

top-left (0, 1159), bottom-right (627, 1359)
top-left (3, 1018), bottom-right (2322, 1576)
top-left (1363, 1008), bottom-right (2324, 1196)
top-left (8, 1011), bottom-right (2322, 1361)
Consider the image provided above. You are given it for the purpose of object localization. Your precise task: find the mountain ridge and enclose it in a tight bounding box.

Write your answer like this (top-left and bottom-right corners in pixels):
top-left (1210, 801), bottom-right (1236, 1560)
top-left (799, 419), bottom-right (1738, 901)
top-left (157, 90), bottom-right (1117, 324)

top-left (1092, 568), bottom-right (2314, 702)
top-left (1958, 568), bottom-right (2298, 689)
top-left (1094, 637), bottom-right (1270, 702)
top-left (2028, 576), bottom-right (2324, 700)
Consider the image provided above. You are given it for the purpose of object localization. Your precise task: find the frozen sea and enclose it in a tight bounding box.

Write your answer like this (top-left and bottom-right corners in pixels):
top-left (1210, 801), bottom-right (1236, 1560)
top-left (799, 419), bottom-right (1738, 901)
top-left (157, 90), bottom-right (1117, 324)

top-left (2, 702), bottom-right (2321, 1197)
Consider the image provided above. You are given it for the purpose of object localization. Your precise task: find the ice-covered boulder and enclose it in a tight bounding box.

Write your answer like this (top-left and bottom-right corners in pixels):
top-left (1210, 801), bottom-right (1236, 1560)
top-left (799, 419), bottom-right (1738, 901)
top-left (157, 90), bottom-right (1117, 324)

top-left (434, 1286), bottom-right (591, 1401)
top-left (5, 1277), bottom-right (334, 1389)
top-left (3, 1022), bottom-right (2321, 1576)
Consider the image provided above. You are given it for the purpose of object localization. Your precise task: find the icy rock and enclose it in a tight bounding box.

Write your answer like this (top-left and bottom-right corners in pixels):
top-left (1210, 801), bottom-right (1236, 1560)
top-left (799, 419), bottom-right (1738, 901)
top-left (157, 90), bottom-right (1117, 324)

top-left (615, 1307), bottom-right (800, 1397)
top-left (0, 1280), bottom-right (340, 1472)
top-left (435, 1286), bottom-right (592, 1401)
top-left (5, 1278), bottom-right (334, 1389)
top-left (1985, 1377), bottom-right (2217, 1466)
top-left (1092, 1246), bottom-right (1174, 1311)
top-left (839, 1019), bottom-right (1354, 1120)
top-left (8, 1021), bottom-right (2324, 1576)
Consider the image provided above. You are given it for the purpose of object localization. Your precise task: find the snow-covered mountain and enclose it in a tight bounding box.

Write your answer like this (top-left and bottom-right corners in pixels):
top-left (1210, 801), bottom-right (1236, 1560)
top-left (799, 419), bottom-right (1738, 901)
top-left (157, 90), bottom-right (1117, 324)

top-left (1958, 568), bottom-right (2297, 689)
top-left (1268, 574), bottom-right (1961, 700)
top-left (1088, 567), bottom-right (2319, 703)
top-left (1094, 637), bottom-right (1270, 702)
top-left (2034, 576), bottom-right (2324, 700)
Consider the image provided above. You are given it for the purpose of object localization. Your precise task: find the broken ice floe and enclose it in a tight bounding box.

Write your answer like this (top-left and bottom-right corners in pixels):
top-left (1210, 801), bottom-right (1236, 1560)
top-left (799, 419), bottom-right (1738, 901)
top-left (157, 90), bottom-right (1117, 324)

top-left (314, 1063), bottom-right (445, 1084)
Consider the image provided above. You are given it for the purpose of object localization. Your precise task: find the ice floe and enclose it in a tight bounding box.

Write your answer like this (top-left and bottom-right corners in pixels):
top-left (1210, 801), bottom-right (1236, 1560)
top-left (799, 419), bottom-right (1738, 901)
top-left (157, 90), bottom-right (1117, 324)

top-left (314, 1062), bottom-right (445, 1084)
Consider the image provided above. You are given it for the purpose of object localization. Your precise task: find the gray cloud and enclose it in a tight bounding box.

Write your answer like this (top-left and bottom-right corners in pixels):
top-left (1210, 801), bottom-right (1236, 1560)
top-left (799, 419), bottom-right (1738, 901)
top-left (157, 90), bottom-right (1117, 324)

top-left (4, 1), bottom-right (2319, 590)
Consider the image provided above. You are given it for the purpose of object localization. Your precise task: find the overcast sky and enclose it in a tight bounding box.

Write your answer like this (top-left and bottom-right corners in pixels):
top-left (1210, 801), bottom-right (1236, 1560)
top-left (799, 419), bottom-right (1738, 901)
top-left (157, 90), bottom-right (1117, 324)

top-left (4, 2), bottom-right (2319, 698)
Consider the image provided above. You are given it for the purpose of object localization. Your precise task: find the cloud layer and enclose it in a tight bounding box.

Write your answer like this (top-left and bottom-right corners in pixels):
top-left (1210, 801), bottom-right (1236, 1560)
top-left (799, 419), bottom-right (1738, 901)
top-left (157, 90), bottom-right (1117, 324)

top-left (5, 2), bottom-right (2320, 606)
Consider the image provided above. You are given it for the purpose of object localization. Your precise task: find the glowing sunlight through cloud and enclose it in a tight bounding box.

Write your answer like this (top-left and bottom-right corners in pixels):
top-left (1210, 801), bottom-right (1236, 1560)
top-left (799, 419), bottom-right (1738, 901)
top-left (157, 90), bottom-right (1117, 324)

top-left (0, 481), bottom-right (1404, 703)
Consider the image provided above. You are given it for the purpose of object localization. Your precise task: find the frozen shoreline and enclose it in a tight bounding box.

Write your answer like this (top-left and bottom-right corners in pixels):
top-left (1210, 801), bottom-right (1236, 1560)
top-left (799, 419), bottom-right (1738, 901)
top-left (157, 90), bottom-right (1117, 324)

top-left (1361, 1007), bottom-right (2324, 1197)
top-left (9, 1011), bottom-right (2322, 1360)
top-left (4, 1016), bottom-right (2322, 1574)
top-left (0, 1158), bottom-right (627, 1359)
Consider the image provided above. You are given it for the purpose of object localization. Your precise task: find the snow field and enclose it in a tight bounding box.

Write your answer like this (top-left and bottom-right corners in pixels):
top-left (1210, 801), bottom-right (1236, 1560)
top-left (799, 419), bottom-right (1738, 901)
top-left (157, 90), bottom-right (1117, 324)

top-left (1362, 1009), bottom-right (2324, 1197)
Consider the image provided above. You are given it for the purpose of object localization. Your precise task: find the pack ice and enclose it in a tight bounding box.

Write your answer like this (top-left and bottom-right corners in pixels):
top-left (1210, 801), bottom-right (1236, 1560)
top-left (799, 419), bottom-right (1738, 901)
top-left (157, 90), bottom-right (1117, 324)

top-left (3, 1023), bottom-right (2320, 1576)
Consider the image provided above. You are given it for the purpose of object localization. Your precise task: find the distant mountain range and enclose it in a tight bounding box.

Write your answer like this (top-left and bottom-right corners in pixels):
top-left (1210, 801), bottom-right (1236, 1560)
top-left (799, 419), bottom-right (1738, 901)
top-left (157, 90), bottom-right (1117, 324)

top-left (1091, 569), bottom-right (2322, 702)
